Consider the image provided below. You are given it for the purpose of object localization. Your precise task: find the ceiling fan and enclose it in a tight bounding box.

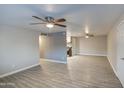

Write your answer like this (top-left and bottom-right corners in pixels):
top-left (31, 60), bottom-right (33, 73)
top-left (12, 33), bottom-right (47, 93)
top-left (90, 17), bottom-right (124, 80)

top-left (84, 28), bottom-right (94, 38)
top-left (30, 16), bottom-right (66, 28)
top-left (85, 34), bottom-right (94, 38)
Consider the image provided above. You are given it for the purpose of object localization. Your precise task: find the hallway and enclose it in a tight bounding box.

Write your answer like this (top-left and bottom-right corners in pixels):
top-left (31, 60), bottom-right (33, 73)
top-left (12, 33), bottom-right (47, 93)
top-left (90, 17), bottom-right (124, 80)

top-left (0, 56), bottom-right (122, 88)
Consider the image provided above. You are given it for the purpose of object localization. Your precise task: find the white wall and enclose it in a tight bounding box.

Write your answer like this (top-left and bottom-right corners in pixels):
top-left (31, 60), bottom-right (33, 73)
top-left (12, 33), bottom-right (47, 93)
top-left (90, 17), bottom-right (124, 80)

top-left (107, 15), bottom-right (124, 87)
top-left (71, 37), bottom-right (78, 55)
top-left (72, 36), bottom-right (107, 56)
top-left (0, 26), bottom-right (40, 77)
top-left (107, 28), bottom-right (118, 71)
top-left (40, 32), bottom-right (67, 63)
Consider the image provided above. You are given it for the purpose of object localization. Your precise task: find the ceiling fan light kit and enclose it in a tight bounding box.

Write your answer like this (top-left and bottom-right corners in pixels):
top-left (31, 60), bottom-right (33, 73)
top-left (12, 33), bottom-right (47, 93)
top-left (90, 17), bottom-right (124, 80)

top-left (85, 35), bottom-right (89, 38)
top-left (46, 23), bottom-right (54, 28)
top-left (84, 27), bottom-right (94, 38)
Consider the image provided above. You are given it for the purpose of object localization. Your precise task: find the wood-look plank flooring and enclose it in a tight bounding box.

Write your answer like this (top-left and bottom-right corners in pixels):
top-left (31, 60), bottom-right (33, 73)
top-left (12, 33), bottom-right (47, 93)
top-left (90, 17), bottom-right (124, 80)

top-left (0, 55), bottom-right (123, 88)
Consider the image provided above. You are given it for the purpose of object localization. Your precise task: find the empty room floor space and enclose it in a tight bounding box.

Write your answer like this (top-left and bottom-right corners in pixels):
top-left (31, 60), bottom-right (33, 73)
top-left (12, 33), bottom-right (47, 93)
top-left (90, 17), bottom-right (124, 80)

top-left (0, 55), bottom-right (122, 88)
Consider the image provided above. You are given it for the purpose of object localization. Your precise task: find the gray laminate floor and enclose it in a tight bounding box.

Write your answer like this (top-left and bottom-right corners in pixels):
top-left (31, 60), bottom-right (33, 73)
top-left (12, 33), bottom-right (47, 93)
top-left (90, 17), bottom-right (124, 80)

top-left (0, 55), bottom-right (123, 88)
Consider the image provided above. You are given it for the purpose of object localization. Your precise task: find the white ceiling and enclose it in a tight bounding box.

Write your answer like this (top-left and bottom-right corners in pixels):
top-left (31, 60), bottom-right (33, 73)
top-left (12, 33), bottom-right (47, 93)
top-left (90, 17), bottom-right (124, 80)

top-left (0, 4), bottom-right (124, 36)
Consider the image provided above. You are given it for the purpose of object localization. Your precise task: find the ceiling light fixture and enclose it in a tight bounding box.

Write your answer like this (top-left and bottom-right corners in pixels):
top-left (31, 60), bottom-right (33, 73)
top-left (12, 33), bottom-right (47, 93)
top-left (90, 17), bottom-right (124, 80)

top-left (85, 35), bottom-right (89, 38)
top-left (46, 23), bottom-right (54, 28)
top-left (85, 26), bottom-right (89, 34)
top-left (85, 30), bottom-right (89, 34)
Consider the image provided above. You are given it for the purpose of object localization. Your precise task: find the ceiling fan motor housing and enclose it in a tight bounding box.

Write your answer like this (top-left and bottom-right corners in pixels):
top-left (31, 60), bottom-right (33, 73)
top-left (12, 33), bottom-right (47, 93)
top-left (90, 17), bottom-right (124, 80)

top-left (45, 16), bottom-right (54, 22)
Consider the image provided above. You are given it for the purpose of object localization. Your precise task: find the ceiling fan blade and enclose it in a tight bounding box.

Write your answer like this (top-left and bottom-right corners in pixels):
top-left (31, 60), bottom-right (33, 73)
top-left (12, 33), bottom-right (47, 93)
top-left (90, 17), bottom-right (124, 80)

top-left (32, 16), bottom-right (46, 22)
top-left (54, 24), bottom-right (66, 27)
top-left (86, 34), bottom-right (94, 37)
top-left (89, 34), bottom-right (94, 37)
top-left (55, 18), bottom-right (66, 22)
top-left (30, 23), bottom-right (46, 25)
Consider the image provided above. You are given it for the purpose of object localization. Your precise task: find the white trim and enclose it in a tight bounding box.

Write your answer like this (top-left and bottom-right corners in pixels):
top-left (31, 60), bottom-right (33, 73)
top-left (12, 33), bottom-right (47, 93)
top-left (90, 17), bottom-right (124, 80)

top-left (107, 56), bottom-right (124, 87)
top-left (117, 71), bottom-right (124, 88)
top-left (0, 63), bottom-right (40, 78)
top-left (40, 58), bottom-right (67, 64)
top-left (77, 53), bottom-right (107, 57)
top-left (107, 56), bottom-right (118, 78)
top-left (76, 50), bottom-right (107, 57)
top-left (72, 49), bottom-right (107, 56)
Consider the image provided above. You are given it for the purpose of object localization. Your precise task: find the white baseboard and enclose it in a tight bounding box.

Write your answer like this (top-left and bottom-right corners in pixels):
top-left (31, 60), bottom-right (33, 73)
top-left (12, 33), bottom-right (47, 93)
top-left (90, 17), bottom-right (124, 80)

top-left (72, 49), bottom-right (107, 57)
top-left (77, 53), bottom-right (107, 57)
top-left (107, 56), bottom-right (124, 87)
top-left (107, 56), bottom-right (118, 78)
top-left (40, 58), bottom-right (67, 64)
top-left (0, 63), bottom-right (40, 78)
